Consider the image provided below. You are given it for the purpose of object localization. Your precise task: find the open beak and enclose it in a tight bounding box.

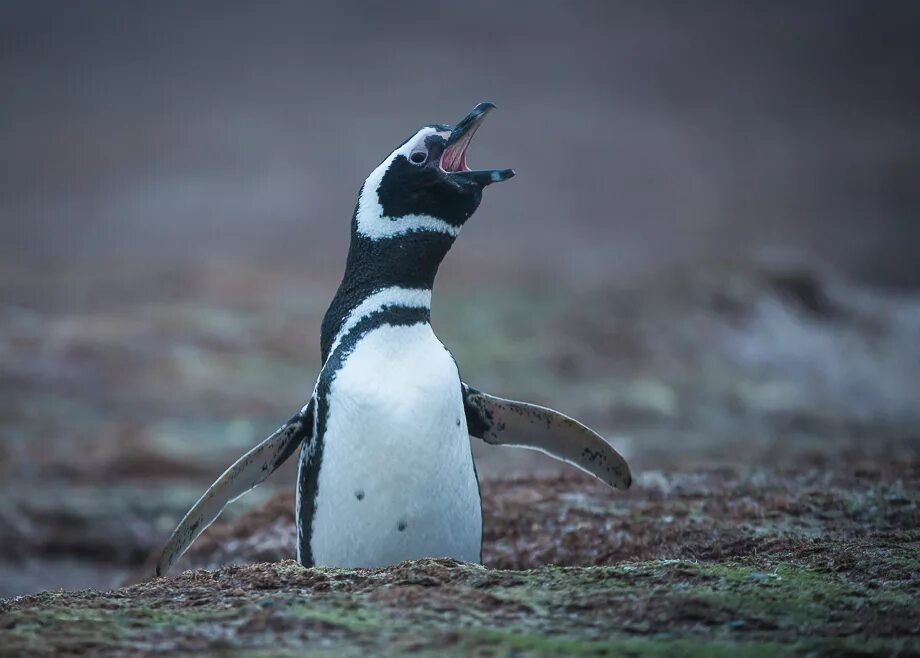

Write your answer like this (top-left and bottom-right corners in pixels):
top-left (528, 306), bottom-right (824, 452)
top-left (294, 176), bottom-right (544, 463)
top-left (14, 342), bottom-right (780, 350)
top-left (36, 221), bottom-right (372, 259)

top-left (440, 102), bottom-right (515, 186)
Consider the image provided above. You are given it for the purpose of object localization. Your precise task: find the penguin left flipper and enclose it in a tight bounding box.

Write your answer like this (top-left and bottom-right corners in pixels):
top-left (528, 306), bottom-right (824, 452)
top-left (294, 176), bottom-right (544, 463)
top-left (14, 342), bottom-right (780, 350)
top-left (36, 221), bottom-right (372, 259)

top-left (461, 384), bottom-right (631, 490)
top-left (155, 402), bottom-right (314, 577)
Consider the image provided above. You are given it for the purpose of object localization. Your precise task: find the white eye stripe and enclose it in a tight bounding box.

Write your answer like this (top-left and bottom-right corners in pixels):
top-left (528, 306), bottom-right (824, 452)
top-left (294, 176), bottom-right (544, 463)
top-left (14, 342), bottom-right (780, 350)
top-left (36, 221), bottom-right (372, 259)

top-left (398, 128), bottom-right (438, 157)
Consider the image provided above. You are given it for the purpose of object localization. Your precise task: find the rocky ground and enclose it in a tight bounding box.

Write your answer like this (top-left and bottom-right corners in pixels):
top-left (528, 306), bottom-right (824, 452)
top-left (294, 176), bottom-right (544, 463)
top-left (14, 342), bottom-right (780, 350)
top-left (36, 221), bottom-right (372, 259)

top-left (1, 261), bottom-right (919, 655)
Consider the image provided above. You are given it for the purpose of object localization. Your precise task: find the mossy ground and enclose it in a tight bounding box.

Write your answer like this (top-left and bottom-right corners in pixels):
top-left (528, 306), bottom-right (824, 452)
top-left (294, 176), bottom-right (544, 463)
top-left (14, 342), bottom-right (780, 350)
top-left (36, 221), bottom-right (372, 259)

top-left (3, 553), bottom-right (917, 657)
top-left (3, 460), bottom-right (918, 657)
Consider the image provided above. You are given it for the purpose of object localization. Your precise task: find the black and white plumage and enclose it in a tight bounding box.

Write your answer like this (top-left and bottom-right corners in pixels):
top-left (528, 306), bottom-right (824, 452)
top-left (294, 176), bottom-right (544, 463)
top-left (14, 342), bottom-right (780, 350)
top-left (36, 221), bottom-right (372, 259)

top-left (155, 103), bottom-right (631, 577)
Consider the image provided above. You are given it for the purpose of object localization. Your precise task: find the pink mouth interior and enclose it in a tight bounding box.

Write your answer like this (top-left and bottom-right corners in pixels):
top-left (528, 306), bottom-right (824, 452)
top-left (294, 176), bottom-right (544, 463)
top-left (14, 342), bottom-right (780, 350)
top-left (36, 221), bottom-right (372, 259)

top-left (439, 121), bottom-right (483, 173)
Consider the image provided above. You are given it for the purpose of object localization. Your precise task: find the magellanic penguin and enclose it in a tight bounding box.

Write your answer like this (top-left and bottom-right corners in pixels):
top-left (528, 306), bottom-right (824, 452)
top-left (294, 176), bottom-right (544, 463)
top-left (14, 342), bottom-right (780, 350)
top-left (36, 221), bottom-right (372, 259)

top-left (155, 102), bottom-right (632, 576)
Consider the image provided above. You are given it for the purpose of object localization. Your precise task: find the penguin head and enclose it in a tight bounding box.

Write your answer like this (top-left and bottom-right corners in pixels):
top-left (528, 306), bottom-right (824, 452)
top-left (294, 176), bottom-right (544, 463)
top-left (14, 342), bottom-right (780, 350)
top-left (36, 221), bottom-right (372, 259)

top-left (353, 102), bottom-right (515, 241)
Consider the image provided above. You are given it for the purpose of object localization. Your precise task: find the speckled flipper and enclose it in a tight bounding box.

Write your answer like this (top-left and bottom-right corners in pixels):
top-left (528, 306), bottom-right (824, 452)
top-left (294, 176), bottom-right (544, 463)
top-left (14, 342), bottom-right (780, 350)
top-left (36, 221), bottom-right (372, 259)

top-left (462, 384), bottom-right (631, 489)
top-left (155, 402), bottom-right (314, 577)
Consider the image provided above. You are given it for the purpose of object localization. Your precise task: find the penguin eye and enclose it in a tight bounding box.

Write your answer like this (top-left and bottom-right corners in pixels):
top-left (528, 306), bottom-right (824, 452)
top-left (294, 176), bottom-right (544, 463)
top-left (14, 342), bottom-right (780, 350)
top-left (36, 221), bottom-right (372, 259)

top-left (409, 151), bottom-right (427, 165)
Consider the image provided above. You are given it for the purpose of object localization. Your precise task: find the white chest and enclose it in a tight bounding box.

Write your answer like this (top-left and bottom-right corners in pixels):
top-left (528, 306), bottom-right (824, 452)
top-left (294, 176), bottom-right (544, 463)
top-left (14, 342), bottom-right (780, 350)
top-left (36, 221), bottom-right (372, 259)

top-left (310, 322), bottom-right (482, 567)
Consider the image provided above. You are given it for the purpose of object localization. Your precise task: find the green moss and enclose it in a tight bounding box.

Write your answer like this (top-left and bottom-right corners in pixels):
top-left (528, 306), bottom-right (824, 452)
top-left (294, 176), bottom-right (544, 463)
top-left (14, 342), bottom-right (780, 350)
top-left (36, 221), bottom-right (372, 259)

top-left (3, 557), bottom-right (917, 657)
top-left (285, 604), bottom-right (389, 633)
top-left (466, 632), bottom-right (788, 657)
top-left (878, 543), bottom-right (920, 573)
top-left (654, 560), bottom-right (919, 637)
top-left (1, 607), bottom-right (128, 654)
top-left (233, 651), bottom-right (352, 658)
top-left (274, 561), bottom-right (309, 577)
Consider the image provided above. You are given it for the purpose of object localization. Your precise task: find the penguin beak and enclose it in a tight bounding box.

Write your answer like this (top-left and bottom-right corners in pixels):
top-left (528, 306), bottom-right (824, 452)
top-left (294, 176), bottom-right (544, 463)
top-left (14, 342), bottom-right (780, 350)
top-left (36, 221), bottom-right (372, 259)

top-left (440, 102), bottom-right (515, 186)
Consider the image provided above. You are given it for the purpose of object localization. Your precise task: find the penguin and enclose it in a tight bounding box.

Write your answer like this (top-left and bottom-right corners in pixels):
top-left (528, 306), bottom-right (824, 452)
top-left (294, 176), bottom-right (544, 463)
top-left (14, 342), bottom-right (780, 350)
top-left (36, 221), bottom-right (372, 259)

top-left (155, 102), bottom-right (631, 576)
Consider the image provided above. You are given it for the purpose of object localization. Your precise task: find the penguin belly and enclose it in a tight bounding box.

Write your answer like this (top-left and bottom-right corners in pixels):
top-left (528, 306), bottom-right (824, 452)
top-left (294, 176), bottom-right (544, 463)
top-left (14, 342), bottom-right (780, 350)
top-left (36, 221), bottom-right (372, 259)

top-left (310, 322), bottom-right (482, 567)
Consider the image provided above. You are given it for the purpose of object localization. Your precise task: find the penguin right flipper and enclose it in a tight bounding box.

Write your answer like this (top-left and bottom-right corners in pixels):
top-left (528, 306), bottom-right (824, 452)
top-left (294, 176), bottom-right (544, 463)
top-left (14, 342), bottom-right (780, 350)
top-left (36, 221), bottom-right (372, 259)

top-left (461, 384), bottom-right (631, 490)
top-left (155, 401), bottom-right (314, 577)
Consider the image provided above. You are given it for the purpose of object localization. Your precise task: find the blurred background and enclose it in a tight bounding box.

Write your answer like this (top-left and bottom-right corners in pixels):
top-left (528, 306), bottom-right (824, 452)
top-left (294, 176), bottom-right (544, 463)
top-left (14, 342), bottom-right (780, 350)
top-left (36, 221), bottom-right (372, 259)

top-left (1, 0), bottom-right (918, 597)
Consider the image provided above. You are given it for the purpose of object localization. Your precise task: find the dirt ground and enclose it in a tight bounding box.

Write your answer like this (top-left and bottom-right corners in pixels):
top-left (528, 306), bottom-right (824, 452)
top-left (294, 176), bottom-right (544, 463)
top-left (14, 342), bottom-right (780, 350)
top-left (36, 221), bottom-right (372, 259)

top-left (2, 459), bottom-right (918, 656)
top-left (1, 261), bottom-right (919, 655)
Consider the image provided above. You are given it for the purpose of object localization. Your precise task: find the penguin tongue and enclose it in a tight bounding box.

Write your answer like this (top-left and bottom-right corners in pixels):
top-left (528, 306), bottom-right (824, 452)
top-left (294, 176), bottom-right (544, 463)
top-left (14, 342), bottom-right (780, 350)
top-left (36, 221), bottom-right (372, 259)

top-left (441, 102), bottom-right (494, 173)
top-left (440, 122), bottom-right (479, 173)
top-left (441, 102), bottom-right (515, 185)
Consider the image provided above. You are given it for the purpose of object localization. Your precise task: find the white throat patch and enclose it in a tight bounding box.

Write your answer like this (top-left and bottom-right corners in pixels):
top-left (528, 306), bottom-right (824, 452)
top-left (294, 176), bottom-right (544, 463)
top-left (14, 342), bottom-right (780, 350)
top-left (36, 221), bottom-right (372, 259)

top-left (326, 286), bottom-right (432, 363)
top-left (355, 127), bottom-right (459, 240)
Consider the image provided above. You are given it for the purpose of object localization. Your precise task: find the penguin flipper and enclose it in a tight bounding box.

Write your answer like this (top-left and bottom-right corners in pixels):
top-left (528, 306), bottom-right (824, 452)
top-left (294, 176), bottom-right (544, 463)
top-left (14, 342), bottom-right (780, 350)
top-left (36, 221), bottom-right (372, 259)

top-left (155, 402), bottom-right (314, 577)
top-left (461, 384), bottom-right (631, 490)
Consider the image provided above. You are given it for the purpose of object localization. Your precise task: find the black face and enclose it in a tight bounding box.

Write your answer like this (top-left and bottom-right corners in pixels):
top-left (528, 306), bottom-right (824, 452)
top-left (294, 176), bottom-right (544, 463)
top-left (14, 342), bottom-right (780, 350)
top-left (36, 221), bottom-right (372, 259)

top-left (369, 102), bottom-right (515, 231)
top-left (377, 130), bottom-right (485, 227)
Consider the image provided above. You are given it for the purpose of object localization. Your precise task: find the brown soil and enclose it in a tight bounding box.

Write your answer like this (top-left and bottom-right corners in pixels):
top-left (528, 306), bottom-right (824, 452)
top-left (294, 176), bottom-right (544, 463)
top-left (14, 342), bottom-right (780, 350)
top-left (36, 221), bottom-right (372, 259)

top-left (4, 458), bottom-right (918, 657)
